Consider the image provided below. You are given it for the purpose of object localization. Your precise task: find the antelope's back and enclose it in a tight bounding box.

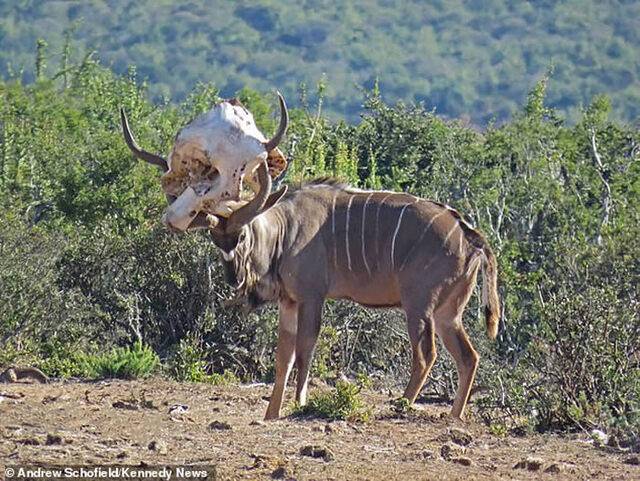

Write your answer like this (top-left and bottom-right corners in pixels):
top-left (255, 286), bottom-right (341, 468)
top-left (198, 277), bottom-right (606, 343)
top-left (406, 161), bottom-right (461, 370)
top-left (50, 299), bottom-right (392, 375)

top-left (277, 185), bottom-right (471, 303)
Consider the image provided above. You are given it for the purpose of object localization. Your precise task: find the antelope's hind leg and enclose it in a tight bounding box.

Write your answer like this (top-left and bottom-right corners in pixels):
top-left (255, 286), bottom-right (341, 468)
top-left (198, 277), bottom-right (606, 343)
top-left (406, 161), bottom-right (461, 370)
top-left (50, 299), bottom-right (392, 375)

top-left (402, 309), bottom-right (438, 404)
top-left (294, 299), bottom-right (323, 407)
top-left (437, 323), bottom-right (479, 419)
top-left (434, 283), bottom-right (480, 420)
top-left (265, 300), bottom-right (298, 420)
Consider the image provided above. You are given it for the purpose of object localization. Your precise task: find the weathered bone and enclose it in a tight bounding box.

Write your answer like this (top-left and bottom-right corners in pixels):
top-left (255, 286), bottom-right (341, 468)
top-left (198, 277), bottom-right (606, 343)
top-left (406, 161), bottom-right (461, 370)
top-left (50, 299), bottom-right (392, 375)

top-left (120, 108), bottom-right (169, 172)
top-left (227, 161), bottom-right (272, 232)
top-left (263, 92), bottom-right (288, 152)
top-left (120, 93), bottom-right (289, 231)
top-left (196, 162), bottom-right (287, 233)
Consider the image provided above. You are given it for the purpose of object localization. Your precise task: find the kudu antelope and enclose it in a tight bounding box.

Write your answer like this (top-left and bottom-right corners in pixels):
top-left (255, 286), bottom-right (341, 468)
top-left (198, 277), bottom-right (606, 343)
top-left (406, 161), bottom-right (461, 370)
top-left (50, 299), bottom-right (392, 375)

top-left (121, 99), bottom-right (500, 421)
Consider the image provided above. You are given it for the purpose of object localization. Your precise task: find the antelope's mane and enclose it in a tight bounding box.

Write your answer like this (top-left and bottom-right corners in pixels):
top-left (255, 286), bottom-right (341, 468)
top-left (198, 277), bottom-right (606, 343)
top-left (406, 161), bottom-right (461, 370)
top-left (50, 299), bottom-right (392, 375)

top-left (284, 177), bottom-right (363, 197)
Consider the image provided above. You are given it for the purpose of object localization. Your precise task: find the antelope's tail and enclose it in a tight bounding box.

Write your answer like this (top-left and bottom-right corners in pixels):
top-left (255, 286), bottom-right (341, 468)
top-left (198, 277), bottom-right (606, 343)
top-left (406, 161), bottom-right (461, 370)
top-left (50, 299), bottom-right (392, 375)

top-left (480, 243), bottom-right (500, 339)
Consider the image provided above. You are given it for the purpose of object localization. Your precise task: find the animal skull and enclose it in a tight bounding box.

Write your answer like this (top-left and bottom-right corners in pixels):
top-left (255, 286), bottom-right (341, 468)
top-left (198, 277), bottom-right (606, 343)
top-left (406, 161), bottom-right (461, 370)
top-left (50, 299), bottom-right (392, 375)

top-left (120, 93), bottom-right (288, 231)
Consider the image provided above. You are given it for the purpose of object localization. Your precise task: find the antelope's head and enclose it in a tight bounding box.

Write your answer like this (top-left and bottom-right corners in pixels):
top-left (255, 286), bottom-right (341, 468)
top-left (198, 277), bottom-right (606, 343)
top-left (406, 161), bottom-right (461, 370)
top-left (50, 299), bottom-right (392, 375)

top-left (120, 93), bottom-right (288, 231)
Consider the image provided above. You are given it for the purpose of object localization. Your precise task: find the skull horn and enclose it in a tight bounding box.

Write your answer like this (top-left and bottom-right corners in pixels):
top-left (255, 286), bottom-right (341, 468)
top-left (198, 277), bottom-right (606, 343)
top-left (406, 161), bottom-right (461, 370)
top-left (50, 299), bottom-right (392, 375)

top-left (263, 92), bottom-right (288, 152)
top-left (226, 161), bottom-right (272, 232)
top-left (120, 108), bottom-right (169, 172)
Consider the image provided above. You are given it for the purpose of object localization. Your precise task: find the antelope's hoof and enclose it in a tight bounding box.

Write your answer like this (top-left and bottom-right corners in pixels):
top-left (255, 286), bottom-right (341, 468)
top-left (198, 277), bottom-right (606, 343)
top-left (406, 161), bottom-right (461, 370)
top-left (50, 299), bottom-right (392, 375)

top-left (448, 412), bottom-right (466, 422)
top-left (264, 411), bottom-right (281, 421)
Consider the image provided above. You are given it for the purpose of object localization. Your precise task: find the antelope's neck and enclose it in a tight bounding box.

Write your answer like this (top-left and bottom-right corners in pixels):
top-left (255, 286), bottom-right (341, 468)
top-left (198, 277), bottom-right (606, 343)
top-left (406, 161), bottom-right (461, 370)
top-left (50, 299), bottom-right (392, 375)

top-left (233, 208), bottom-right (288, 304)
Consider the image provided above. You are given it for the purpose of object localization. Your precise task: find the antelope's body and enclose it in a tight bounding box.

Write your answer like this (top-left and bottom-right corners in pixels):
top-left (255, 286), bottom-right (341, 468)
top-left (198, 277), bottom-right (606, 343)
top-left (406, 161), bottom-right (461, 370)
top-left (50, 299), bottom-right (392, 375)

top-left (120, 95), bottom-right (500, 421)
top-left (213, 180), bottom-right (500, 420)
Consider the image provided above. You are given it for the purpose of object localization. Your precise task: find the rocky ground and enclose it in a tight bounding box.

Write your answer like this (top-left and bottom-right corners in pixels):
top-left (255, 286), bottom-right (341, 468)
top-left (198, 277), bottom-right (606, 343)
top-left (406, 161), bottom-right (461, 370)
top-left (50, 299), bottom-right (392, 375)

top-left (0, 379), bottom-right (638, 480)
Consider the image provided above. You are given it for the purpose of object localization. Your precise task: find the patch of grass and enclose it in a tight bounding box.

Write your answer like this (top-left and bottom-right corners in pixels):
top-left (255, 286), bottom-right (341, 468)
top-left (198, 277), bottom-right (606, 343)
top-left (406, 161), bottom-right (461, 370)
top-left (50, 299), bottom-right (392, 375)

top-left (489, 423), bottom-right (509, 437)
top-left (204, 370), bottom-right (239, 385)
top-left (294, 379), bottom-right (372, 422)
top-left (82, 341), bottom-right (159, 380)
top-left (168, 336), bottom-right (211, 383)
top-left (36, 340), bottom-right (92, 378)
top-left (391, 396), bottom-right (413, 414)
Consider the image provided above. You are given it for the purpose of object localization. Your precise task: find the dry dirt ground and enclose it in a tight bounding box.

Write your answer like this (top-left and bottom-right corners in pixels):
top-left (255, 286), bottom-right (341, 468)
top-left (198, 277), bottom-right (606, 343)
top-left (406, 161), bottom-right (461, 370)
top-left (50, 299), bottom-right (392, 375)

top-left (0, 379), bottom-right (638, 481)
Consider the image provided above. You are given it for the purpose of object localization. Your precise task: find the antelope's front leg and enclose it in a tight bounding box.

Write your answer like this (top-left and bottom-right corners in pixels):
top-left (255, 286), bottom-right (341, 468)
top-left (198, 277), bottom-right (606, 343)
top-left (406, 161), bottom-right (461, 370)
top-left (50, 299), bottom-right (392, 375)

top-left (264, 299), bottom-right (298, 420)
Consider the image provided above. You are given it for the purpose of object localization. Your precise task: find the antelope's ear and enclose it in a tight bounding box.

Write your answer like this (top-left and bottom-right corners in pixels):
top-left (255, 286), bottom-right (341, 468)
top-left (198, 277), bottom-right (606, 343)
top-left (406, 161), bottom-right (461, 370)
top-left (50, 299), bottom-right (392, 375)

top-left (261, 186), bottom-right (288, 214)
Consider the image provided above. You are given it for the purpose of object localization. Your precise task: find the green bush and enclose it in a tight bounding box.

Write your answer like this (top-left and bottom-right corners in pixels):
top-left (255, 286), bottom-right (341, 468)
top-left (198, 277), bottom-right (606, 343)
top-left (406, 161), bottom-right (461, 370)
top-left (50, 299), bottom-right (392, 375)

top-left (295, 379), bottom-right (372, 422)
top-left (82, 342), bottom-right (159, 380)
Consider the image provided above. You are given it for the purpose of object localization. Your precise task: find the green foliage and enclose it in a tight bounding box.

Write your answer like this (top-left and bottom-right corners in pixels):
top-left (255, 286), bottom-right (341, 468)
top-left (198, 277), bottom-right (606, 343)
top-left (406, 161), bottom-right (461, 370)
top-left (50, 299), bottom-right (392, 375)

top-left (333, 141), bottom-right (359, 185)
top-left (522, 237), bottom-right (640, 432)
top-left (37, 340), bottom-right (90, 379)
top-left (168, 334), bottom-right (239, 385)
top-left (1, 1), bottom-right (639, 123)
top-left (81, 342), bottom-right (159, 380)
top-left (169, 335), bottom-right (211, 383)
top-left (391, 397), bottom-right (413, 414)
top-left (296, 378), bottom-right (372, 422)
top-left (311, 326), bottom-right (340, 380)
top-left (0, 48), bottom-right (638, 439)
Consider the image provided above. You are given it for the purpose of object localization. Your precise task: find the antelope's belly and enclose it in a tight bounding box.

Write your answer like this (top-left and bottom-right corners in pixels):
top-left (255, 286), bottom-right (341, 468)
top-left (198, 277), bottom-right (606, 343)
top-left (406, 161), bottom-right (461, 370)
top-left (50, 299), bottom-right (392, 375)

top-left (328, 273), bottom-right (402, 307)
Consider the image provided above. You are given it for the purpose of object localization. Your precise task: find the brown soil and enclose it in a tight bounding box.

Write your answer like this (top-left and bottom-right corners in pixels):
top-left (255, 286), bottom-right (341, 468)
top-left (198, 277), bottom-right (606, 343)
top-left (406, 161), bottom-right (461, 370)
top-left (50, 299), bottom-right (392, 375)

top-left (0, 379), bottom-right (637, 480)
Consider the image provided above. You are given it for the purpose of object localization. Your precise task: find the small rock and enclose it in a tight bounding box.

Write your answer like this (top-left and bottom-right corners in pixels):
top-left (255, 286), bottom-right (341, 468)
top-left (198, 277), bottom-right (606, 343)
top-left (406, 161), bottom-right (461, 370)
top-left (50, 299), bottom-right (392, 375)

top-left (45, 433), bottom-right (63, 446)
top-left (624, 455), bottom-right (640, 466)
top-left (421, 449), bottom-right (435, 460)
top-left (590, 429), bottom-right (609, 446)
top-left (449, 427), bottom-right (473, 446)
top-left (168, 404), bottom-right (189, 415)
top-left (249, 420), bottom-right (265, 427)
top-left (148, 440), bottom-right (168, 455)
top-left (440, 442), bottom-right (465, 460)
top-left (513, 460), bottom-right (526, 470)
top-left (208, 420), bottom-right (232, 431)
top-left (544, 463), bottom-right (563, 474)
top-left (452, 457), bottom-right (472, 466)
top-left (116, 451), bottom-right (127, 460)
top-left (112, 400), bottom-right (139, 410)
top-left (271, 466), bottom-right (291, 479)
top-left (141, 399), bottom-right (158, 410)
top-left (17, 437), bottom-right (41, 446)
top-left (300, 445), bottom-right (334, 462)
top-left (251, 455), bottom-right (269, 469)
top-left (513, 457), bottom-right (544, 471)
